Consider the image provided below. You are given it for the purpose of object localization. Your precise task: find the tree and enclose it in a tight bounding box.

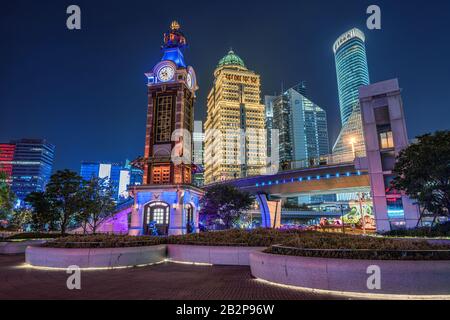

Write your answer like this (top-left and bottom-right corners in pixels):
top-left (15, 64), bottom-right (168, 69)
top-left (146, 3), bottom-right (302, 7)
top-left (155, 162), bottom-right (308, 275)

top-left (200, 185), bottom-right (254, 229)
top-left (10, 207), bottom-right (33, 231)
top-left (77, 177), bottom-right (116, 234)
top-left (0, 171), bottom-right (16, 222)
top-left (393, 131), bottom-right (450, 226)
top-left (45, 170), bottom-right (84, 235)
top-left (25, 191), bottom-right (58, 231)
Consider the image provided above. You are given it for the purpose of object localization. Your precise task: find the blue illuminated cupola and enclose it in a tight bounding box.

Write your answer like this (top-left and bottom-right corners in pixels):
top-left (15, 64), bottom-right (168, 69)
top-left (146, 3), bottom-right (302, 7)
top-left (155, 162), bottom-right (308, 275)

top-left (161, 21), bottom-right (187, 68)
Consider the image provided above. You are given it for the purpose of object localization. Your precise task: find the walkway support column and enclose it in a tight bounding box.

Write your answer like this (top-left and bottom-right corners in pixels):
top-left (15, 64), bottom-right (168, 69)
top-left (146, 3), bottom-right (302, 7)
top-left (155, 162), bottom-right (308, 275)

top-left (359, 79), bottom-right (420, 232)
top-left (129, 196), bottom-right (143, 236)
top-left (168, 189), bottom-right (185, 236)
top-left (255, 194), bottom-right (281, 229)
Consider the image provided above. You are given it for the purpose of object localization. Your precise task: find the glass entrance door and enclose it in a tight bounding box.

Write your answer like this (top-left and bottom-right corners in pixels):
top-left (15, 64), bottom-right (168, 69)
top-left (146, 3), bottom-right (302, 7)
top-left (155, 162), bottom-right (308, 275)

top-left (144, 202), bottom-right (170, 235)
top-left (185, 204), bottom-right (194, 234)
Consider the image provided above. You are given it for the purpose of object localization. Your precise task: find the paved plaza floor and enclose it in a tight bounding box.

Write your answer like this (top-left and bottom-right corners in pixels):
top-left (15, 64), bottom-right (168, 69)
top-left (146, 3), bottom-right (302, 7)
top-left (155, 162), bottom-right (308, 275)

top-left (0, 254), bottom-right (342, 300)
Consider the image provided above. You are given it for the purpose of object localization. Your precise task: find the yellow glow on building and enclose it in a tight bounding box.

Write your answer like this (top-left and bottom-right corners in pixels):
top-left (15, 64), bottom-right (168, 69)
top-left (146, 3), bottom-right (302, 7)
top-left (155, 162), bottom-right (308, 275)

top-left (204, 50), bottom-right (266, 184)
top-left (332, 103), bottom-right (366, 162)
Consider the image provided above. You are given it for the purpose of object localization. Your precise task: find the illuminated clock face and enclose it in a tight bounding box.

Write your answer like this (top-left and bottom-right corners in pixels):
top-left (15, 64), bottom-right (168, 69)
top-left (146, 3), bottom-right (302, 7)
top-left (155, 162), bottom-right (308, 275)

top-left (186, 73), bottom-right (193, 89)
top-left (157, 66), bottom-right (175, 82)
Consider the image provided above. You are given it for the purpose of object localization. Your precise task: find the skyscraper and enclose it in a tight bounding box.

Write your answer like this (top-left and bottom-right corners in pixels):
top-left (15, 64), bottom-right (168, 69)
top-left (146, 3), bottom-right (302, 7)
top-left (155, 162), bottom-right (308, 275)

top-left (5, 139), bottom-right (55, 201)
top-left (125, 159), bottom-right (143, 187)
top-left (204, 50), bottom-right (266, 184)
top-left (192, 121), bottom-right (205, 187)
top-left (80, 160), bottom-right (142, 201)
top-left (193, 121), bottom-right (204, 167)
top-left (333, 28), bottom-right (370, 126)
top-left (269, 84), bottom-right (329, 168)
top-left (264, 96), bottom-right (276, 158)
top-left (332, 28), bottom-right (370, 161)
top-left (0, 143), bottom-right (16, 181)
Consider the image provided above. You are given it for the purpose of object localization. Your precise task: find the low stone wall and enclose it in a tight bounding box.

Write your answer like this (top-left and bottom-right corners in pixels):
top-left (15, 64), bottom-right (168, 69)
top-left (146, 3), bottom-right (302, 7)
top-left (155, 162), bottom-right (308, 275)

top-left (250, 251), bottom-right (450, 296)
top-left (0, 240), bottom-right (47, 255)
top-left (26, 245), bottom-right (166, 269)
top-left (167, 245), bottom-right (266, 266)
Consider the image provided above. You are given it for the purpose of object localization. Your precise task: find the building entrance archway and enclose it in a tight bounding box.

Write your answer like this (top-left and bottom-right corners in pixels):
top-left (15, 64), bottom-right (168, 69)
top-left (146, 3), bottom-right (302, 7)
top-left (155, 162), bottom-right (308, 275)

top-left (144, 201), bottom-right (170, 235)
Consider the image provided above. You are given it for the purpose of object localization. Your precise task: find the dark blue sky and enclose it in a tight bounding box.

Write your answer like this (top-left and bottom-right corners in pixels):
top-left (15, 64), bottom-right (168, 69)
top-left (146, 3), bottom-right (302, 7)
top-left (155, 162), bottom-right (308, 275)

top-left (1, 0), bottom-right (449, 171)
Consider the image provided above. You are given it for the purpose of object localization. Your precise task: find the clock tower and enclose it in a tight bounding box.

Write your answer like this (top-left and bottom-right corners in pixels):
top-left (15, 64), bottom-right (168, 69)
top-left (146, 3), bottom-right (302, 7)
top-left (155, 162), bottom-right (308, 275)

top-left (129, 22), bottom-right (203, 236)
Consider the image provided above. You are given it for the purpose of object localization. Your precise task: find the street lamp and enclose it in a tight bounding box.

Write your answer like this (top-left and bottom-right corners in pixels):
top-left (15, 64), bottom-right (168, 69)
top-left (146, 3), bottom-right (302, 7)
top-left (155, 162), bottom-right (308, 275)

top-left (339, 203), bottom-right (346, 234)
top-left (358, 192), bottom-right (367, 235)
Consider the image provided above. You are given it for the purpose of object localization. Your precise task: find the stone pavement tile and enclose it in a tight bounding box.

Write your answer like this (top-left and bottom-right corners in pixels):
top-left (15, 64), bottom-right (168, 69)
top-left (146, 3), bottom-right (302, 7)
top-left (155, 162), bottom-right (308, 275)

top-left (0, 255), bottom-right (343, 300)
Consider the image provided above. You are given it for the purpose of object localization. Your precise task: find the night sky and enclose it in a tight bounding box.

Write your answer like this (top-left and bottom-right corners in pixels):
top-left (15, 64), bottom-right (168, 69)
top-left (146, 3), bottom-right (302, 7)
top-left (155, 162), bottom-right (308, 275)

top-left (1, 0), bottom-right (449, 171)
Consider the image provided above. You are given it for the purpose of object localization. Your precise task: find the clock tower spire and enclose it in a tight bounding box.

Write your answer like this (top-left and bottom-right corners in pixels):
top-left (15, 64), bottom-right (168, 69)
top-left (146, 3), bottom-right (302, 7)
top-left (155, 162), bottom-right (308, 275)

top-left (161, 20), bottom-right (188, 68)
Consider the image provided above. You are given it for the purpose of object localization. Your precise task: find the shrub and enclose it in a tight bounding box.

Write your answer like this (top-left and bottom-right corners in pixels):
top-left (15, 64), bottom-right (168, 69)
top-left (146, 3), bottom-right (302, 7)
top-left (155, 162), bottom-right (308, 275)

top-left (42, 229), bottom-right (450, 260)
top-left (383, 222), bottom-right (450, 238)
top-left (43, 229), bottom-right (301, 248)
top-left (6, 232), bottom-right (62, 240)
top-left (43, 234), bottom-right (165, 248)
top-left (265, 231), bottom-right (450, 260)
top-left (166, 228), bottom-right (304, 247)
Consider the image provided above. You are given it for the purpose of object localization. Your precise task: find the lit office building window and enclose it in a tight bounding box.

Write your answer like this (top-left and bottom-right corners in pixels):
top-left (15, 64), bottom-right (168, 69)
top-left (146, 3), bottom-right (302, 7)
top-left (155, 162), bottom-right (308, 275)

top-left (379, 131), bottom-right (394, 149)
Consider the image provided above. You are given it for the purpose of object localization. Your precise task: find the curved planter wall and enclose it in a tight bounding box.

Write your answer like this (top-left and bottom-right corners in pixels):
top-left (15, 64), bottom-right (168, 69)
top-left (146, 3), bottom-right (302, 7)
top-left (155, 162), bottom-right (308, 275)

top-left (0, 240), bottom-right (47, 255)
top-left (168, 245), bottom-right (266, 266)
top-left (425, 239), bottom-right (450, 246)
top-left (26, 245), bottom-right (166, 269)
top-left (250, 251), bottom-right (450, 296)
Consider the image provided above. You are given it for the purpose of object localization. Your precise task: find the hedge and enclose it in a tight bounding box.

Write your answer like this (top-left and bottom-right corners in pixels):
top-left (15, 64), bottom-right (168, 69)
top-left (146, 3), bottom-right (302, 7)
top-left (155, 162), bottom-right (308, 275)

top-left (383, 223), bottom-right (450, 238)
top-left (41, 229), bottom-right (450, 260)
top-left (265, 232), bottom-right (450, 260)
top-left (5, 232), bottom-right (62, 241)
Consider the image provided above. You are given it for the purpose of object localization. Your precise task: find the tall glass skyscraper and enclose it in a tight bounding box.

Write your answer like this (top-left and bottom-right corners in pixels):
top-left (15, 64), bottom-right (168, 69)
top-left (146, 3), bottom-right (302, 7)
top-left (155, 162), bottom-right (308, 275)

top-left (264, 95), bottom-right (276, 158)
top-left (333, 28), bottom-right (370, 126)
top-left (6, 139), bottom-right (55, 201)
top-left (0, 143), bottom-right (16, 180)
top-left (269, 84), bottom-right (329, 167)
top-left (80, 160), bottom-right (143, 202)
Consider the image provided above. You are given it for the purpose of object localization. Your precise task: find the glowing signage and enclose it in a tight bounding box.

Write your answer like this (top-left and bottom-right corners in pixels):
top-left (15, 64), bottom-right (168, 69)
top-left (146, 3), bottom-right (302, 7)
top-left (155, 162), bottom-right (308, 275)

top-left (224, 73), bottom-right (258, 84)
top-left (333, 28), bottom-right (366, 54)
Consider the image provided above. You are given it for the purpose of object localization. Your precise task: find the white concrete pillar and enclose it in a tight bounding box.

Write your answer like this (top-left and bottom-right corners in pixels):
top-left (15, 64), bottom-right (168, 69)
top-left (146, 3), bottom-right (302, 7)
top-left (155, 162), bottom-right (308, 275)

top-left (373, 196), bottom-right (390, 232)
top-left (129, 196), bottom-right (143, 236)
top-left (168, 190), bottom-right (186, 236)
top-left (193, 205), bottom-right (200, 234)
top-left (359, 79), bottom-right (421, 231)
